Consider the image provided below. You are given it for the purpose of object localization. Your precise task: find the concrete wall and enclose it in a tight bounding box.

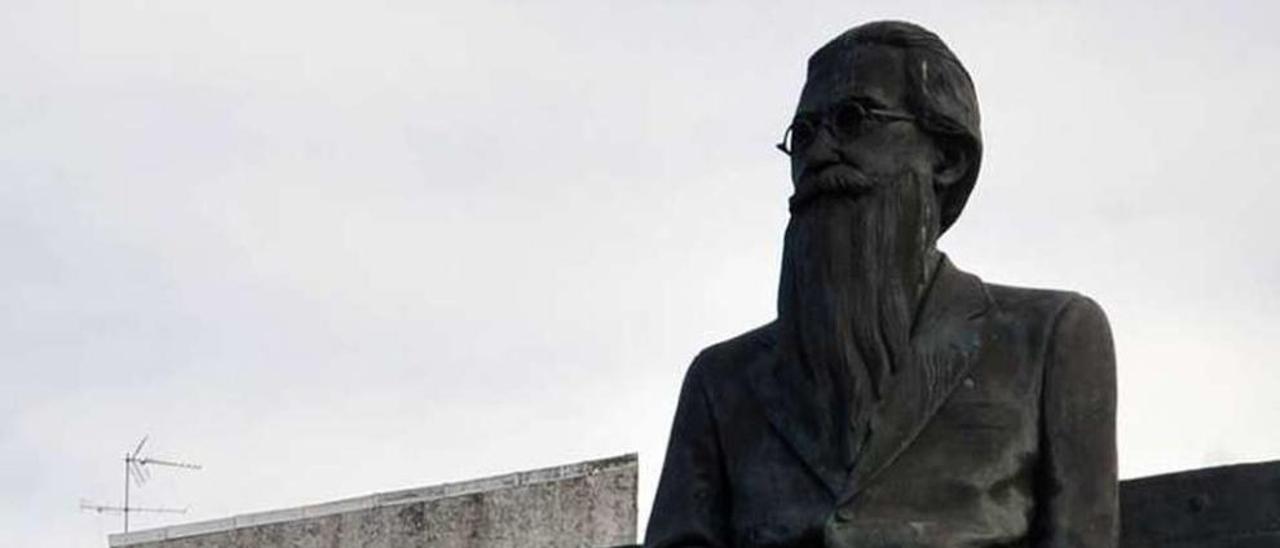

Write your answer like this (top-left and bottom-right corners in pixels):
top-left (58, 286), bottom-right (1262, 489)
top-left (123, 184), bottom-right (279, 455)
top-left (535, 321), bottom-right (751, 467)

top-left (108, 454), bottom-right (637, 548)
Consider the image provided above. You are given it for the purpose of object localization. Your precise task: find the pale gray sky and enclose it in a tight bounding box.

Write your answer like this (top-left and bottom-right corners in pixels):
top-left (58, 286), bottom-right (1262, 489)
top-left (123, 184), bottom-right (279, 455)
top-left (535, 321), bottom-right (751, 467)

top-left (3, 1), bottom-right (1279, 546)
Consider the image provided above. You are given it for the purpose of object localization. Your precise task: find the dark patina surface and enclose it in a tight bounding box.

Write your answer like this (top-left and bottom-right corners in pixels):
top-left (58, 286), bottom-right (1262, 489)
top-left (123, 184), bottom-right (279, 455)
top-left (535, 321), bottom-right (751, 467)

top-left (1120, 461), bottom-right (1280, 547)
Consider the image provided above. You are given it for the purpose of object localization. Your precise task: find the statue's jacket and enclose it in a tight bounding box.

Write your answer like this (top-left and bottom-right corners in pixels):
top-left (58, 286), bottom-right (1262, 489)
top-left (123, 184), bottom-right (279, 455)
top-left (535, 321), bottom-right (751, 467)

top-left (645, 257), bottom-right (1118, 548)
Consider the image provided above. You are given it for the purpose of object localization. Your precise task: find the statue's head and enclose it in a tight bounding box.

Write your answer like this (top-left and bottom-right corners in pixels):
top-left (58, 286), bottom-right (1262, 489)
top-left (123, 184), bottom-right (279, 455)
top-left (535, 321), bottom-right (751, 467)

top-left (781, 20), bottom-right (981, 235)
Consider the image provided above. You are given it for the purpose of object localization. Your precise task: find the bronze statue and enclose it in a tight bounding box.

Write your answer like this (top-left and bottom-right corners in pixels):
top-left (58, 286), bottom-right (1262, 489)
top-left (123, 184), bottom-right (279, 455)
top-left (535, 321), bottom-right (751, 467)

top-left (646, 21), bottom-right (1117, 547)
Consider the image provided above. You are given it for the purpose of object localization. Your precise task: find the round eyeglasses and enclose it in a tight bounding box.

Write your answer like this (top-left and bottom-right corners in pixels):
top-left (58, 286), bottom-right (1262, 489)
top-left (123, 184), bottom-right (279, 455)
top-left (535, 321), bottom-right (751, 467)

top-left (775, 101), bottom-right (916, 156)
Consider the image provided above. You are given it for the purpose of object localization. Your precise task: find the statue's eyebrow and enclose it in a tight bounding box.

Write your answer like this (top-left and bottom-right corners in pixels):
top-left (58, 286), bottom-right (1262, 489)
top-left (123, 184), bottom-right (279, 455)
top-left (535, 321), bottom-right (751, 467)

top-left (795, 94), bottom-right (886, 119)
top-left (843, 93), bottom-right (890, 109)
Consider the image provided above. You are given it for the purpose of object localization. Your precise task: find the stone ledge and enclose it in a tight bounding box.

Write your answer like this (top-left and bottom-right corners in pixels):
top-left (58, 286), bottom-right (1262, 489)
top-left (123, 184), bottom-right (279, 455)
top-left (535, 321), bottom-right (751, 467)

top-left (108, 453), bottom-right (637, 547)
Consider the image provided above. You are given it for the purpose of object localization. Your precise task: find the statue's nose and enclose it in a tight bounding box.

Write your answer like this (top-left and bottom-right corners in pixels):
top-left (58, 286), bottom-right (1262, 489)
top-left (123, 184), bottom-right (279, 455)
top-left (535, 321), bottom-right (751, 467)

top-left (797, 125), bottom-right (843, 176)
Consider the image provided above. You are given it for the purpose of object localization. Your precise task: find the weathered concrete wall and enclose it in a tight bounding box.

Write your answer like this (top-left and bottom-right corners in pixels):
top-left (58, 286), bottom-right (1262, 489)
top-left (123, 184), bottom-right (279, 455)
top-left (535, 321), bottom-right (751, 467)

top-left (109, 454), bottom-right (637, 548)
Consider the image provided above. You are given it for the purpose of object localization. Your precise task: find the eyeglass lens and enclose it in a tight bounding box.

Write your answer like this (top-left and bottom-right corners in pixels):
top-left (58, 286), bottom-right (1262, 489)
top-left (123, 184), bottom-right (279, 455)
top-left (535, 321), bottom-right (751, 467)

top-left (785, 102), bottom-right (870, 153)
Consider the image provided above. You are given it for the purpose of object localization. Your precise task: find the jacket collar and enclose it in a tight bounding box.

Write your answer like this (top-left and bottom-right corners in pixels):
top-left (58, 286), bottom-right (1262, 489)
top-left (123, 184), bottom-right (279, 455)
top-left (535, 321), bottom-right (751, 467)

top-left (746, 255), bottom-right (992, 501)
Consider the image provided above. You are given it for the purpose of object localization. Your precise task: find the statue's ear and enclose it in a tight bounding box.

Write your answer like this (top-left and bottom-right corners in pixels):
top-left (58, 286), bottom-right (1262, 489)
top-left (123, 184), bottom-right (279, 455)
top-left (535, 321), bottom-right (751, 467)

top-left (933, 137), bottom-right (971, 189)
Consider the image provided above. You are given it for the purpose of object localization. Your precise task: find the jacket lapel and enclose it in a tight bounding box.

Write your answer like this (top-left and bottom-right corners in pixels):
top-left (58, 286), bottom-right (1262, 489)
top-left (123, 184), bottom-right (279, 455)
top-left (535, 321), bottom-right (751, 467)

top-left (746, 329), bottom-right (847, 498)
top-left (837, 257), bottom-right (992, 505)
top-left (745, 258), bottom-right (993, 503)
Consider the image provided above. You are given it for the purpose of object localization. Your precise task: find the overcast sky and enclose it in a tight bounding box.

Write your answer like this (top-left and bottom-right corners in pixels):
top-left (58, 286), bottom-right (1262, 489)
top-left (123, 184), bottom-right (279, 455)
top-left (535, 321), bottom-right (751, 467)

top-left (3, 1), bottom-right (1279, 546)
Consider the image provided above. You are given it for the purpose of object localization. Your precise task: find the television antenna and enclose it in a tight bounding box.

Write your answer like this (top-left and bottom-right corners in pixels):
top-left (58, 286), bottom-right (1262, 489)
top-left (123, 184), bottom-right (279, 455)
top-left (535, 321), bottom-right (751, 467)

top-left (79, 499), bottom-right (188, 516)
top-left (80, 436), bottom-right (202, 532)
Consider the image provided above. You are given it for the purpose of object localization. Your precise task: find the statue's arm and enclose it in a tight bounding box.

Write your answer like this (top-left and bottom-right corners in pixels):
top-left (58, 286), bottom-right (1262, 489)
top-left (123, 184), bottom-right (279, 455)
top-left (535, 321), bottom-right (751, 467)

top-left (1035, 296), bottom-right (1119, 547)
top-left (644, 355), bottom-right (732, 548)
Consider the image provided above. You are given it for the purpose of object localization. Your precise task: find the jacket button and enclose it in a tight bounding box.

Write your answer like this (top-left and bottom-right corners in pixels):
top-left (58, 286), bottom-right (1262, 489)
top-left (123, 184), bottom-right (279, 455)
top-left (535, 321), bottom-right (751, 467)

top-left (835, 507), bottom-right (854, 522)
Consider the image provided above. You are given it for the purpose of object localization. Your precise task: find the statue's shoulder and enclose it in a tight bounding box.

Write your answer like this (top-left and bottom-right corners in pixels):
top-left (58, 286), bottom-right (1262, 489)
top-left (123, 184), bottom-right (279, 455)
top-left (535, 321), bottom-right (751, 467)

top-left (985, 281), bottom-right (1080, 313)
top-left (937, 258), bottom-right (1107, 333)
top-left (980, 278), bottom-right (1110, 340)
top-left (687, 321), bottom-right (777, 382)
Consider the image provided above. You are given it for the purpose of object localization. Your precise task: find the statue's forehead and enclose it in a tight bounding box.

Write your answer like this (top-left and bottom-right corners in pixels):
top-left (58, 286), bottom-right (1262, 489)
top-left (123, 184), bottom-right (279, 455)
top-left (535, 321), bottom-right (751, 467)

top-left (798, 44), bottom-right (908, 113)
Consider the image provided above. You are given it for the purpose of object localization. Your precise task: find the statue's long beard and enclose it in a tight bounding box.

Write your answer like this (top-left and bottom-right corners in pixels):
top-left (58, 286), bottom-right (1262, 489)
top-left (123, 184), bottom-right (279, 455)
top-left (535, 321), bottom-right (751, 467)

top-left (777, 170), bottom-right (938, 459)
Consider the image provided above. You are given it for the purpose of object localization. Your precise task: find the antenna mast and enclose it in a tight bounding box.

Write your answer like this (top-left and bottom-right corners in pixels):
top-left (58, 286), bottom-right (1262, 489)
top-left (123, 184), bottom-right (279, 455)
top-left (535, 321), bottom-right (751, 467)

top-left (81, 436), bottom-right (202, 532)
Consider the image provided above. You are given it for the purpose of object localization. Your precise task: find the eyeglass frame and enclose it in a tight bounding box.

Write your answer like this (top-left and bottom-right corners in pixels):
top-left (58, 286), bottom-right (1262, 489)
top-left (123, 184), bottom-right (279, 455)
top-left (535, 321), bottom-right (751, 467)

top-left (775, 101), bottom-right (917, 156)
